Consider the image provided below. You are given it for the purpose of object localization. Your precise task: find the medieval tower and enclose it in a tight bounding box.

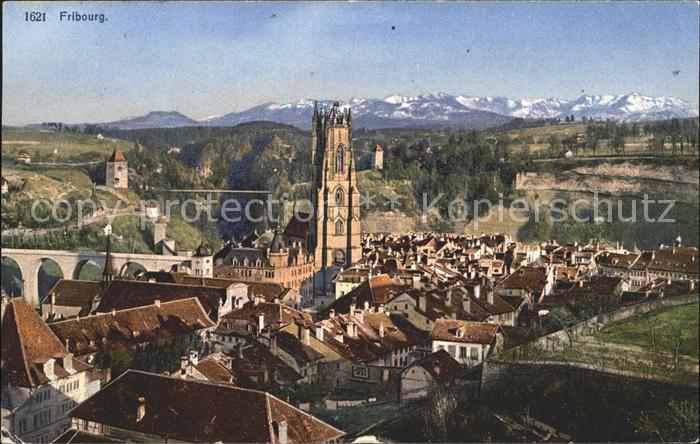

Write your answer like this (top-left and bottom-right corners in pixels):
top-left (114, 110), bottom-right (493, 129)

top-left (373, 144), bottom-right (384, 170)
top-left (106, 148), bottom-right (128, 188)
top-left (309, 102), bottom-right (362, 279)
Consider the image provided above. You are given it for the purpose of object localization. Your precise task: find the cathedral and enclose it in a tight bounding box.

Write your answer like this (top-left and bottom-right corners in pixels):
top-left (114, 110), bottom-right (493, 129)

top-left (309, 102), bottom-right (362, 277)
top-left (212, 102), bottom-right (361, 302)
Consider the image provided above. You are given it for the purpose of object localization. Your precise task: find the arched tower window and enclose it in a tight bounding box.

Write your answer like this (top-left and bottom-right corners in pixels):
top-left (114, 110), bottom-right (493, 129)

top-left (334, 187), bottom-right (344, 206)
top-left (335, 220), bottom-right (344, 235)
top-left (335, 146), bottom-right (344, 174)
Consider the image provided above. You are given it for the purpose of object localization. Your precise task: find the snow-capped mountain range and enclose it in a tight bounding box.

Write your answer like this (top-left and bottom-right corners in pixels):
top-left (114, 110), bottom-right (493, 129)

top-left (67, 93), bottom-right (698, 131)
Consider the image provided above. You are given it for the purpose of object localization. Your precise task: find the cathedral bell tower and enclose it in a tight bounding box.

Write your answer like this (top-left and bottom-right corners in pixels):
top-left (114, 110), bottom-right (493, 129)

top-left (309, 102), bottom-right (362, 287)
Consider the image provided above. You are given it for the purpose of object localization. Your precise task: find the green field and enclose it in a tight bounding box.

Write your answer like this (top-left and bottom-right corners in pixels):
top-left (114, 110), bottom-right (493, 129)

top-left (596, 302), bottom-right (699, 358)
top-left (2, 126), bottom-right (132, 161)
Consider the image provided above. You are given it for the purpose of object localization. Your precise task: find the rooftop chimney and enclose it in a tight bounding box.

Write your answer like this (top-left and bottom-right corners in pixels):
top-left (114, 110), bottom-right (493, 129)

top-left (258, 314), bottom-right (265, 334)
top-left (487, 290), bottom-right (494, 305)
top-left (301, 328), bottom-right (310, 345)
top-left (315, 325), bottom-right (324, 341)
top-left (378, 322), bottom-right (385, 338)
top-left (445, 289), bottom-right (452, 306)
top-left (154, 299), bottom-right (161, 308)
top-left (349, 300), bottom-right (356, 315)
top-left (329, 309), bottom-right (335, 319)
top-left (345, 322), bottom-right (356, 338)
top-left (412, 274), bottom-right (421, 289)
top-left (463, 296), bottom-right (471, 314)
top-left (136, 397), bottom-right (146, 422)
top-left (474, 284), bottom-right (481, 299)
top-left (274, 420), bottom-right (288, 444)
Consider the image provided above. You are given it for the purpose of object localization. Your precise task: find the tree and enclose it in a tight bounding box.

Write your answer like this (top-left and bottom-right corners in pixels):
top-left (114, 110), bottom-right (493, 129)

top-left (548, 307), bottom-right (578, 346)
top-left (636, 400), bottom-right (699, 442)
top-left (611, 131), bottom-right (625, 155)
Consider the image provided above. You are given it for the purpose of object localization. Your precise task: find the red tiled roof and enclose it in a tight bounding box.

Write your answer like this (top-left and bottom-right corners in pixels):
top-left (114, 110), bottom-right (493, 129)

top-left (1, 298), bottom-right (91, 388)
top-left (49, 298), bottom-right (214, 357)
top-left (648, 246), bottom-right (699, 275)
top-left (108, 148), bottom-right (126, 162)
top-left (275, 330), bottom-right (324, 364)
top-left (497, 266), bottom-right (547, 294)
top-left (319, 312), bottom-right (426, 364)
top-left (322, 274), bottom-right (408, 315)
top-left (411, 349), bottom-right (464, 383)
top-left (43, 279), bottom-right (102, 312)
top-left (225, 343), bottom-right (303, 390)
top-left (96, 280), bottom-right (225, 321)
top-left (68, 370), bottom-right (344, 443)
top-left (218, 301), bottom-right (312, 334)
top-left (595, 252), bottom-right (638, 269)
top-left (429, 319), bottom-right (499, 344)
top-left (194, 357), bottom-right (237, 386)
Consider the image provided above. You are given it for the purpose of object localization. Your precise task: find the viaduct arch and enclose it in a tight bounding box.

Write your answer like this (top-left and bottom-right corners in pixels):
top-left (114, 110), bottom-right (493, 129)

top-left (1, 248), bottom-right (192, 306)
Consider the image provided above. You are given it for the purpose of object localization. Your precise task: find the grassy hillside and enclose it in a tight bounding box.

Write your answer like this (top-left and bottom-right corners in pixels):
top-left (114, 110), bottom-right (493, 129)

top-left (2, 126), bottom-right (133, 162)
top-left (80, 215), bottom-right (206, 253)
top-left (597, 302), bottom-right (699, 358)
top-left (1, 166), bottom-right (142, 228)
top-left (3, 215), bottom-right (211, 254)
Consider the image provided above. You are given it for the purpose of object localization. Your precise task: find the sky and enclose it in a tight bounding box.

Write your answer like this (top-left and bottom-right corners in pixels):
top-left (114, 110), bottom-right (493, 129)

top-left (3, 1), bottom-right (699, 125)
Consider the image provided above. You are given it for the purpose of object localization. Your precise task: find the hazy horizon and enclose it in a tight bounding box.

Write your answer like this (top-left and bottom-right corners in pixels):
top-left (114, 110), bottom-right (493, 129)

top-left (3, 1), bottom-right (699, 126)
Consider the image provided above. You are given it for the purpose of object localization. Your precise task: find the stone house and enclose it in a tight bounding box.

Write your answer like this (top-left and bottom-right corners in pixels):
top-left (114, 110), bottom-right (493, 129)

top-left (428, 319), bottom-right (502, 367)
top-left (398, 349), bottom-right (464, 403)
top-left (1, 298), bottom-right (100, 443)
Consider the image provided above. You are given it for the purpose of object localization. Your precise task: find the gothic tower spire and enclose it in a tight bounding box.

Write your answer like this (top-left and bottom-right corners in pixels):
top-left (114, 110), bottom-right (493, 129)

top-left (102, 235), bottom-right (114, 282)
top-left (309, 101), bottom-right (362, 297)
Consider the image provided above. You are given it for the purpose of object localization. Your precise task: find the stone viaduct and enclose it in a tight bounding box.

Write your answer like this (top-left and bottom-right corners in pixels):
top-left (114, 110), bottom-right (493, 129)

top-left (2, 248), bottom-right (192, 306)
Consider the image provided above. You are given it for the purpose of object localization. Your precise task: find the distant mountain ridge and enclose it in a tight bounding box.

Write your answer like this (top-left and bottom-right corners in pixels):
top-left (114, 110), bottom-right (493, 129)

top-left (99, 111), bottom-right (199, 130)
top-left (43, 92), bottom-right (698, 131)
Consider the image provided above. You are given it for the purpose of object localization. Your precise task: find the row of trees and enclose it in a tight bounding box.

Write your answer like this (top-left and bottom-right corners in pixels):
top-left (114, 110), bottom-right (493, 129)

top-left (581, 118), bottom-right (699, 157)
top-left (383, 132), bottom-right (517, 228)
